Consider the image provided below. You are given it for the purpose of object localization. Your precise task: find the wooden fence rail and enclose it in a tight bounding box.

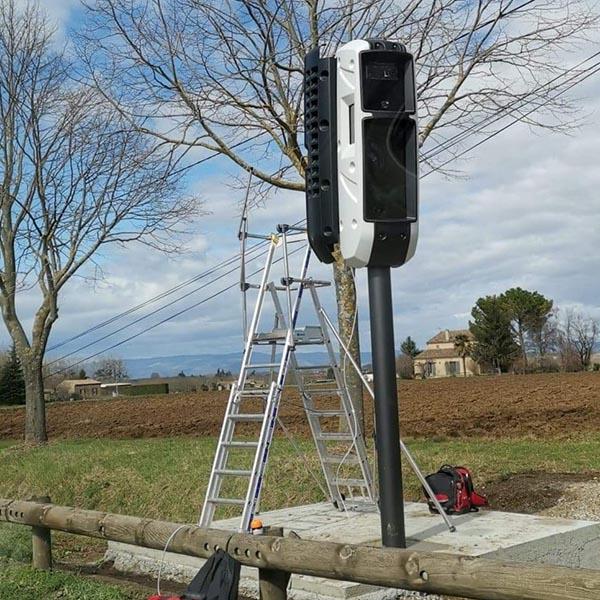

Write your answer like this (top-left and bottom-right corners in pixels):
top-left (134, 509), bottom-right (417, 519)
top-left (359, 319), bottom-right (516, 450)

top-left (2, 497), bottom-right (600, 600)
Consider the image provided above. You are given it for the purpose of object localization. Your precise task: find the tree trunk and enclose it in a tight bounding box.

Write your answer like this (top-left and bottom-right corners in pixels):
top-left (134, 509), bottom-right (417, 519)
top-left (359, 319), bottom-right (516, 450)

top-left (22, 354), bottom-right (48, 444)
top-left (332, 247), bottom-right (364, 433)
top-left (462, 356), bottom-right (467, 377)
top-left (517, 323), bottom-right (527, 372)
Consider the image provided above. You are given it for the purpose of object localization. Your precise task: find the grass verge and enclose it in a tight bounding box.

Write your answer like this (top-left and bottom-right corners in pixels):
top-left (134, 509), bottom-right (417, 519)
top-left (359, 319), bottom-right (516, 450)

top-left (1, 435), bottom-right (599, 596)
top-left (2, 435), bottom-right (600, 522)
top-left (0, 558), bottom-right (144, 600)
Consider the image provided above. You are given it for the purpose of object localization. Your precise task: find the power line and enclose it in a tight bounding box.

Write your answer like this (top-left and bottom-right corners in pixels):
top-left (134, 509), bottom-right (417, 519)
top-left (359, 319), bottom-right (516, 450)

top-left (46, 245), bottom-right (270, 366)
top-left (47, 242), bottom-right (307, 378)
top-left (421, 50), bottom-right (600, 165)
top-left (47, 237), bottom-right (269, 352)
top-left (422, 56), bottom-right (600, 177)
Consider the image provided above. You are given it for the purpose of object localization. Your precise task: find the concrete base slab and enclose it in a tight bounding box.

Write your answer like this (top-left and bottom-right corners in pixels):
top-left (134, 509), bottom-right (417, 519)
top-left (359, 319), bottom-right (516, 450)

top-left (106, 502), bottom-right (600, 599)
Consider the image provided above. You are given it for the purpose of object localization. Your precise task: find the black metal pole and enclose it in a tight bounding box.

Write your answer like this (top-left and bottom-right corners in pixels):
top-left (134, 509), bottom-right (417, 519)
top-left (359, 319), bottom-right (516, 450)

top-left (367, 266), bottom-right (406, 548)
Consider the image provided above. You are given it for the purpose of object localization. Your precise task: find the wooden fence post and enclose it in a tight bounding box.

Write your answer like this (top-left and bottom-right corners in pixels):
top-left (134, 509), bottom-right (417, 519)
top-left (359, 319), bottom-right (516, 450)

top-left (258, 526), bottom-right (290, 600)
top-left (30, 495), bottom-right (52, 570)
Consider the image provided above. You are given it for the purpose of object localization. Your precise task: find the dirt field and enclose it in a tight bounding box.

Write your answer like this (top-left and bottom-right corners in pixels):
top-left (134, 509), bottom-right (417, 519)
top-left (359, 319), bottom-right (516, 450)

top-left (1, 371), bottom-right (598, 440)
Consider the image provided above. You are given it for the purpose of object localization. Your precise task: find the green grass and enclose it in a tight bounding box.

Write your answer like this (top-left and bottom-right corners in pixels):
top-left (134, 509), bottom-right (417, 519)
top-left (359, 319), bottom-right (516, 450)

top-left (0, 559), bottom-right (144, 599)
top-left (2, 435), bottom-right (600, 523)
top-left (2, 435), bottom-right (600, 596)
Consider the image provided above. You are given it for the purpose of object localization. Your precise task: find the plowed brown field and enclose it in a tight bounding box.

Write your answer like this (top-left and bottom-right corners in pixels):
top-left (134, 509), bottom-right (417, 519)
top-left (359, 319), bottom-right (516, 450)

top-left (1, 371), bottom-right (598, 440)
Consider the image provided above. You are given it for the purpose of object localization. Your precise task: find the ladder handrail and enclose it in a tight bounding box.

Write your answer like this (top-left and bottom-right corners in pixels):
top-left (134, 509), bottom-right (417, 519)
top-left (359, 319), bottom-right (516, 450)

top-left (318, 307), bottom-right (456, 533)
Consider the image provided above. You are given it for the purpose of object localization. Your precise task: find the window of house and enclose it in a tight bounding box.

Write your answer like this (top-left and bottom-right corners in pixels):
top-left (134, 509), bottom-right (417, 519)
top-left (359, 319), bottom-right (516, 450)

top-left (445, 361), bottom-right (460, 376)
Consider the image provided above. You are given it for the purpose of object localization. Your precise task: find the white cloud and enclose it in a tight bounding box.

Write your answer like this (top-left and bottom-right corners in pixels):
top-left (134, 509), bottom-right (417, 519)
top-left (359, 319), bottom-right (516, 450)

top-left (2, 23), bottom-right (600, 365)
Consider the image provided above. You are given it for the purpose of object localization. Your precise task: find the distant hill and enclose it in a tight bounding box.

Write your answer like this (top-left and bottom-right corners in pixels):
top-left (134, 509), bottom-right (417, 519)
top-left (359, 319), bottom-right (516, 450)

top-left (123, 350), bottom-right (373, 378)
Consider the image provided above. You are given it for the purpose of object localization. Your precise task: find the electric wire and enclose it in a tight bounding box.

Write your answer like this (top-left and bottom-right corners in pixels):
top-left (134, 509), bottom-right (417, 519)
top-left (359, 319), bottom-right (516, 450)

top-left (47, 241), bottom-right (307, 378)
top-left (420, 50), bottom-right (600, 166)
top-left (46, 241), bottom-right (269, 367)
top-left (47, 238), bottom-right (269, 352)
top-left (48, 49), bottom-right (600, 365)
top-left (422, 57), bottom-right (600, 177)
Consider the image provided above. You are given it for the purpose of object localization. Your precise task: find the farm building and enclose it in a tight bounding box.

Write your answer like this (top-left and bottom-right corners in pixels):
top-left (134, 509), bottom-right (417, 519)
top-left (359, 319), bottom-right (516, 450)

top-left (56, 378), bottom-right (101, 400)
top-left (414, 329), bottom-right (480, 378)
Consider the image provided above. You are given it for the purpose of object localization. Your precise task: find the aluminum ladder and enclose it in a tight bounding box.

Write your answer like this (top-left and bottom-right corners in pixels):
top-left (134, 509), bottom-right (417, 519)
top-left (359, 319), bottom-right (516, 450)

top-left (199, 232), bottom-right (375, 531)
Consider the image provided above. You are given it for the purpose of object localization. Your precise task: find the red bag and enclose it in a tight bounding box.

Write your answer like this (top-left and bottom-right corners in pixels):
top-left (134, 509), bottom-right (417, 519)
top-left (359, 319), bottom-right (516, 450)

top-left (424, 465), bottom-right (488, 515)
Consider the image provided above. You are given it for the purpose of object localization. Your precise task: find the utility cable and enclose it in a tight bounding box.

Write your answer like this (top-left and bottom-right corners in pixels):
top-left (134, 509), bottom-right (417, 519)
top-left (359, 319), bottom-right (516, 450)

top-left (422, 56), bottom-right (600, 177)
top-left (47, 241), bottom-right (307, 378)
top-left (421, 50), bottom-right (600, 166)
top-left (47, 242), bottom-right (269, 366)
top-left (47, 239), bottom-right (269, 352)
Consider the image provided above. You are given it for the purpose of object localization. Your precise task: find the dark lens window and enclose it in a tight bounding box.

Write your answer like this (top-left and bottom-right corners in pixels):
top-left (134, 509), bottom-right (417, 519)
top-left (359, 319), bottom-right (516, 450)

top-left (361, 50), bottom-right (413, 113)
top-left (366, 62), bottom-right (399, 81)
top-left (363, 118), bottom-right (417, 222)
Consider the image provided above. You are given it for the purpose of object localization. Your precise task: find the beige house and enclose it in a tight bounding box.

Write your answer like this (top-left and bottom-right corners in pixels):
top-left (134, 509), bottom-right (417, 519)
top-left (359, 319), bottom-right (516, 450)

top-left (56, 378), bottom-right (101, 400)
top-left (414, 329), bottom-right (479, 378)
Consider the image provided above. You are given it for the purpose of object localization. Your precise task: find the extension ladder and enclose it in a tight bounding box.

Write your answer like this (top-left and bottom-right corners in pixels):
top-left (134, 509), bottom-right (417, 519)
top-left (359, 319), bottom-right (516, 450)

top-left (199, 231), bottom-right (375, 531)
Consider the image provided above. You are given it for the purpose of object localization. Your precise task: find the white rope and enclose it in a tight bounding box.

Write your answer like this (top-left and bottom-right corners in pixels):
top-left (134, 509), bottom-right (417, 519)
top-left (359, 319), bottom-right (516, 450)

top-left (156, 523), bottom-right (192, 596)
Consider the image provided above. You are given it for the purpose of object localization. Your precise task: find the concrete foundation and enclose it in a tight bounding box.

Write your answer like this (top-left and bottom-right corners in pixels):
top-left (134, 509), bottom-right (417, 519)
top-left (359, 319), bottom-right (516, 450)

top-left (106, 502), bottom-right (600, 599)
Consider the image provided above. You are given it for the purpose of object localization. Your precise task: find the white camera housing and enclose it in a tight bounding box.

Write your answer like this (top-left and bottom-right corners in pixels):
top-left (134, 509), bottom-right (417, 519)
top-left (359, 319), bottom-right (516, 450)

top-left (336, 39), bottom-right (419, 268)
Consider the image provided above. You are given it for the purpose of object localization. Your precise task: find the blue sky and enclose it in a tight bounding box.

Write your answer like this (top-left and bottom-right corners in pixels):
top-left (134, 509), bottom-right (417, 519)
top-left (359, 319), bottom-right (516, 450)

top-left (3, 1), bottom-right (600, 365)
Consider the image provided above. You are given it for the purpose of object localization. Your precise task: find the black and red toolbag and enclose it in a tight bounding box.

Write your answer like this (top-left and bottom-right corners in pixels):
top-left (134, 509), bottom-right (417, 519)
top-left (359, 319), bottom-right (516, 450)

top-left (423, 465), bottom-right (488, 515)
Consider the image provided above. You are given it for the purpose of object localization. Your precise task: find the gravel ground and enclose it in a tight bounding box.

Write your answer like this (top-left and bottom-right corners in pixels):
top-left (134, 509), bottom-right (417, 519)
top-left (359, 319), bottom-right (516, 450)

top-left (539, 478), bottom-right (600, 521)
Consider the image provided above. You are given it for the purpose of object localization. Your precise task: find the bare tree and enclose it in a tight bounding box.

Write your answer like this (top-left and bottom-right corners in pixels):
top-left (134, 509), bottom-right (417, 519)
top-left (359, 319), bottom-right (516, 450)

top-left (0, 0), bottom-right (198, 443)
top-left (80, 0), bottom-right (597, 419)
top-left (93, 356), bottom-right (129, 382)
top-left (558, 309), bottom-right (599, 371)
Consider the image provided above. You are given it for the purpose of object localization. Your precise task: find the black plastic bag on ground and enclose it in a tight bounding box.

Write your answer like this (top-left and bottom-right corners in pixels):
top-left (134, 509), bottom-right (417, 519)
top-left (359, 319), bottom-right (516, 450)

top-left (181, 549), bottom-right (241, 600)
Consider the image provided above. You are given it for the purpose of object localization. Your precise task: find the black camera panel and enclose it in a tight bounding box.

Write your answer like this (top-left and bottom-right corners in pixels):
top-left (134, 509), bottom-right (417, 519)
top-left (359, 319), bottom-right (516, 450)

top-left (360, 50), bottom-right (415, 114)
top-left (362, 117), bottom-right (418, 223)
top-left (304, 48), bottom-right (339, 264)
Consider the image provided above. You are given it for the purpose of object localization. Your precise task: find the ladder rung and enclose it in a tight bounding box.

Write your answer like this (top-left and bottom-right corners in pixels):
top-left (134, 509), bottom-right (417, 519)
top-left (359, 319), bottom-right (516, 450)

top-left (222, 441), bottom-right (259, 448)
top-left (323, 455), bottom-right (361, 465)
top-left (215, 469), bottom-right (253, 477)
top-left (236, 390), bottom-right (270, 397)
top-left (229, 413), bottom-right (265, 422)
top-left (310, 409), bottom-right (345, 417)
top-left (316, 433), bottom-right (354, 442)
top-left (295, 364), bottom-right (330, 370)
top-left (305, 388), bottom-right (341, 395)
top-left (293, 278), bottom-right (331, 287)
top-left (208, 497), bottom-right (246, 506)
top-left (253, 330), bottom-right (287, 341)
top-left (333, 478), bottom-right (368, 487)
top-left (247, 363), bottom-right (280, 369)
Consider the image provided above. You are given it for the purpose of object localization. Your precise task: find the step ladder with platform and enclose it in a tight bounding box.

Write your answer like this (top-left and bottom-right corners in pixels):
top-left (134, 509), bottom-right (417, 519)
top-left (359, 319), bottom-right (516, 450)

top-left (199, 227), bottom-right (375, 532)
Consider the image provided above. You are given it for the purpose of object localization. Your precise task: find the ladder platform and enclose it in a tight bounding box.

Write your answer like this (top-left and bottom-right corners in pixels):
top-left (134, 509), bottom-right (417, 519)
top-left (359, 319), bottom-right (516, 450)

top-left (253, 326), bottom-right (325, 345)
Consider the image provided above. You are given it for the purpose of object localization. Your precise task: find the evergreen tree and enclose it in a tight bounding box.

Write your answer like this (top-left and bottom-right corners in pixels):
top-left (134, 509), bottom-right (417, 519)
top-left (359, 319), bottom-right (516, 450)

top-left (78, 368), bottom-right (87, 379)
top-left (470, 296), bottom-right (519, 372)
top-left (0, 345), bottom-right (26, 405)
top-left (400, 336), bottom-right (421, 358)
top-left (499, 288), bottom-right (553, 368)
